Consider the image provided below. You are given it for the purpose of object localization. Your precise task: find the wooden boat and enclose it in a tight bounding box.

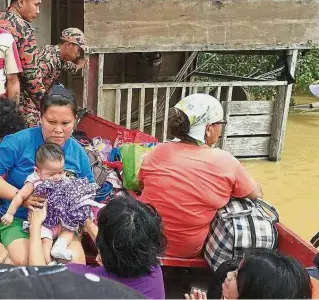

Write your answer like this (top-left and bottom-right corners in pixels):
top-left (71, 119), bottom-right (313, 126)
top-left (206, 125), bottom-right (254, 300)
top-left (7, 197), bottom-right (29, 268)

top-left (78, 113), bottom-right (317, 297)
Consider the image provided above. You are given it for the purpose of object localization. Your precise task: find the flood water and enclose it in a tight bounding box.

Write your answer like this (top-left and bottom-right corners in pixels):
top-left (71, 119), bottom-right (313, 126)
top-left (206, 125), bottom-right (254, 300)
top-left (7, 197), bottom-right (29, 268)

top-left (242, 95), bottom-right (319, 242)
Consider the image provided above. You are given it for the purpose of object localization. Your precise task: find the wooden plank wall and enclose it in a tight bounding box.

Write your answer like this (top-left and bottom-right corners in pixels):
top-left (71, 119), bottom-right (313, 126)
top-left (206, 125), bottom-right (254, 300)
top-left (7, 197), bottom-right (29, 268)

top-left (220, 101), bottom-right (274, 158)
top-left (84, 0), bottom-right (319, 52)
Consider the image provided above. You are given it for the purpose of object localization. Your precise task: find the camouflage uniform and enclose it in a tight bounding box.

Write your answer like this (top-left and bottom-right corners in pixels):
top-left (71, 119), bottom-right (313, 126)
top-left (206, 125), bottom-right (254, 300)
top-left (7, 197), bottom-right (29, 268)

top-left (38, 28), bottom-right (87, 93)
top-left (0, 7), bottom-right (44, 127)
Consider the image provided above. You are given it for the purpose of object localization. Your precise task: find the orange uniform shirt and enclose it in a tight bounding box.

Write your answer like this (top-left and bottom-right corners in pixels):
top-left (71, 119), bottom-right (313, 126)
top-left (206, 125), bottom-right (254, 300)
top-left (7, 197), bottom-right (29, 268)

top-left (138, 142), bottom-right (257, 258)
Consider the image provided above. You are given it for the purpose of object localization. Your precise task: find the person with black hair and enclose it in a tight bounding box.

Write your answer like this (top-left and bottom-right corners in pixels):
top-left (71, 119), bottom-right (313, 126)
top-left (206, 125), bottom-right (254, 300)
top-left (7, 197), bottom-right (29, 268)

top-left (0, 85), bottom-right (94, 265)
top-left (0, 97), bottom-right (26, 139)
top-left (29, 195), bottom-right (166, 299)
top-left (1, 142), bottom-right (101, 265)
top-left (0, 97), bottom-right (27, 264)
top-left (221, 249), bottom-right (311, 299)
top-left (186, 249), bottom-right (313, 299)
top-left (138, 93), bottom-right (262, 258)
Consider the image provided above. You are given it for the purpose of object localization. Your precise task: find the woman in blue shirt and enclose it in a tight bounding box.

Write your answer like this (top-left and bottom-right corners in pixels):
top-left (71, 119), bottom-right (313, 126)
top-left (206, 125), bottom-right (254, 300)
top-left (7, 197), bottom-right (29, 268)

top-left (0, 85), bottom-right (94, 265)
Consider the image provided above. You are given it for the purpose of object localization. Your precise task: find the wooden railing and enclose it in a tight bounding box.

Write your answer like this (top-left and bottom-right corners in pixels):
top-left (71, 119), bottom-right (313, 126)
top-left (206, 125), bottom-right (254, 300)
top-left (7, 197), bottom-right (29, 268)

top-left (83, 50), bottom-right (298, 160)
top-left (100, 81), bottom-right (283, 128)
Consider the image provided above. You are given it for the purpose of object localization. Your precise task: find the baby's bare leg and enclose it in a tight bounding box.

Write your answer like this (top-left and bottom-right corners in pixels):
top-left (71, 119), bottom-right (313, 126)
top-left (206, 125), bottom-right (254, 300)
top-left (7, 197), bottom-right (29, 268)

top-left (51, 229), bottom-right (74, 261)
top-left (59, 229), bottom-right (74, 246)
top-left (42, 238), bottom-right (53, 265)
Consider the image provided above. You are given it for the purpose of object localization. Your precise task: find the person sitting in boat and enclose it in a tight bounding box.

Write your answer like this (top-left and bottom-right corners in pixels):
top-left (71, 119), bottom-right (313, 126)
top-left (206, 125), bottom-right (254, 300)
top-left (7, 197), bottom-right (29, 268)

top-left (1, 143), bottom-right (102, 265)
top-left (0, 84), bottom-right (94, 265)
top-left (138, 93), bottom-right (263, 258)
top-left (28, 194), bottom-right (166, 299)
top-left (185, 248), bottom-right (313, 299)
top-left (0, 98), bottom-right (27, 264)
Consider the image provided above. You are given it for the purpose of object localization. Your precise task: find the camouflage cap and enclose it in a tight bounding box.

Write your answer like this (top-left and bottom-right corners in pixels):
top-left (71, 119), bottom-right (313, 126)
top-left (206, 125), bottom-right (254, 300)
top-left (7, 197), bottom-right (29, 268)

top-left (60, 28), bottom-right (87, 51)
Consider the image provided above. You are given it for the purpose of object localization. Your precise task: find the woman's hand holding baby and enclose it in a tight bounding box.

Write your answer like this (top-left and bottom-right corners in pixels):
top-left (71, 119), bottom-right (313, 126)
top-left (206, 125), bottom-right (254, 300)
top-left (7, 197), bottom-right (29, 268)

top-left (28, 201), bottom-right (47, 225)
top-left (23, 195), bottom-right (45, 211)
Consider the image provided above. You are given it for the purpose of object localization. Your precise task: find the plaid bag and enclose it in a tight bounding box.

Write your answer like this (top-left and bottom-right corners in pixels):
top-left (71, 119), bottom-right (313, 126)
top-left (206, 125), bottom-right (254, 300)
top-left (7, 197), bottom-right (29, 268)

top-left (204, 198), bottom-right (279, 271)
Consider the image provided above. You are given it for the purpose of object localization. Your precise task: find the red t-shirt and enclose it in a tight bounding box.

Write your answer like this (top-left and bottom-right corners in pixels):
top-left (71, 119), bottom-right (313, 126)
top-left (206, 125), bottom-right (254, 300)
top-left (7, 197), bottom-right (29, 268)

top-left (138, 142), bottom-right (257, 257)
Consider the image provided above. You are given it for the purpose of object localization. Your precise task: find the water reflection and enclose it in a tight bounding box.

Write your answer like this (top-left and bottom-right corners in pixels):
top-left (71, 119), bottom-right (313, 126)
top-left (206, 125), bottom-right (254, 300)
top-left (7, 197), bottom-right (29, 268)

top-left (242, 96), bottom-right (319, 242)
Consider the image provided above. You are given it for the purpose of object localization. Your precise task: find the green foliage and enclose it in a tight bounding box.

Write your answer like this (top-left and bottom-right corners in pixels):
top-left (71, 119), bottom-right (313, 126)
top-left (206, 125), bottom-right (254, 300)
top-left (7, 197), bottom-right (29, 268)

top-left (295, 50), bottom-right (319, 94)
top-left (195, 52), bottom-right (278, 100)
top-left (195, 50), bottom-right (319, 99)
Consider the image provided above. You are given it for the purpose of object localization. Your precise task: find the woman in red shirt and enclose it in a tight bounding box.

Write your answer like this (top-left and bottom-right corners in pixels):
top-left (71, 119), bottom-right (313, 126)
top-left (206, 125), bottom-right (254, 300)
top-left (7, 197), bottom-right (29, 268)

top-left (138, 94), bottom-right (263, 258)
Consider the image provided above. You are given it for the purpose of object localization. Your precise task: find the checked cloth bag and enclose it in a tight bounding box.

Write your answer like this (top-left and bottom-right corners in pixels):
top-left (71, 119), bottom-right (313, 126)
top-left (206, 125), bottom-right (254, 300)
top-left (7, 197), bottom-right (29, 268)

top-left (204, 198), bottom-right (279, 271)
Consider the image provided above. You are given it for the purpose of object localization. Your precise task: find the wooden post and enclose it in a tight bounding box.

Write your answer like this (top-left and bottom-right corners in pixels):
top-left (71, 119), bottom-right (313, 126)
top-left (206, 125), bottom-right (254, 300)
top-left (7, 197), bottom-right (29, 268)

top-left (82, 53), bottom-right (90, 108)
top-left (86, 54), bottom-right (99, 114)
top-left (139, 88), bottom-right (145, 131)
top-left (214, 86), bottom-right (222, 101)
top-left (163, 87), bottom-right (171, 141)
top-left (269, 49), bottom-right (298, 161)
top-left (96, 53), bottom-right (105, 117)
top-left (151, 88), bottom-right (158, 136)
top-left (114, 89), bottom-right (121, 125)
top-left (220, 86), bottom-right (233, 150)
top-left (66, 0), bottom-right (72, 88)
top-left (126, 88), bottom-right (132, 129)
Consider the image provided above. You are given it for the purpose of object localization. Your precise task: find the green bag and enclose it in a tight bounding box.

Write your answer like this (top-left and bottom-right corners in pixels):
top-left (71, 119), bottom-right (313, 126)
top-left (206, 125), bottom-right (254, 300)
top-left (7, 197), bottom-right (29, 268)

top-left (120, 142), bottom-right (157, 191)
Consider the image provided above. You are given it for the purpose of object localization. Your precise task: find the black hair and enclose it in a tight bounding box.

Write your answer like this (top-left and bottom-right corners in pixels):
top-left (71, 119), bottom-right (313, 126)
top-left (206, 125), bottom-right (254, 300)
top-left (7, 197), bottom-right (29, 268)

top-left (40, 85), bottom-right (78, 118)
top-left (96, 195), bottom-right (167, 278)
top-left (0, 98), bottom-right (26, 139)
top-left (168, 107), bottom-right (190, 140)
top-left (237, 249), bottom-right (312, 299)
top-left (207, 259), bottom-right (240, 299)
top-left (35, 143), bottom-right (65, 166)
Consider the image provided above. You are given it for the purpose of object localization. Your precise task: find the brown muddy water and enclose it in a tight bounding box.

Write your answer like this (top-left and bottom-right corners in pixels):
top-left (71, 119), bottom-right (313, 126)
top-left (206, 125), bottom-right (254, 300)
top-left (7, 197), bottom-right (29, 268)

top-left (242, 95), bottom-right (319, 242)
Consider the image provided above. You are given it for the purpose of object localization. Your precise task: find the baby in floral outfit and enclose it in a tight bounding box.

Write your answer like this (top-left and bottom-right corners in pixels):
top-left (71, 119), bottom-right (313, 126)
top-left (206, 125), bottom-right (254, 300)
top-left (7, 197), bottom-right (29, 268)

top-left (1, 143), bottom-right (102, 264)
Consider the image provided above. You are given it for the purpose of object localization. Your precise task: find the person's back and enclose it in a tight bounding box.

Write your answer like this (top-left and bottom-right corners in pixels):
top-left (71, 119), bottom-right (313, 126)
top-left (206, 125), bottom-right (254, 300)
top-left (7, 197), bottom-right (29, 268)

top-left (0, 1), bottom-right (44, 127)
top-left (67, 195), bottom-right (166, 299)
top-left (139, 94), bottom-right (260, 258)
top-left (0, 28), bottom-right (21, 101)
top-left (139, 142), bottom-right (256, 257)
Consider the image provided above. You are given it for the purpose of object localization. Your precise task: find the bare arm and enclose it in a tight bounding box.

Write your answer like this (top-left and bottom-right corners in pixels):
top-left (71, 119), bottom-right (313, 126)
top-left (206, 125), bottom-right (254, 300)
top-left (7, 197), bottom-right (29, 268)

top-left (83, 218), bottom-right (98, 242)
top-left (244, 183), bottom-right (263, 200)
top-left (0, 177), bottom-right (19, 201)
top-left (5, 35), bottom-right (22, 104)
top-left (0, 177), bottom-right (44, 209)
top-left (6, 74), bottom-right (20, 104)
top-left (28, 205), bottom-right (47, 266)
top-left (7, 182), bottom-right (34, 215)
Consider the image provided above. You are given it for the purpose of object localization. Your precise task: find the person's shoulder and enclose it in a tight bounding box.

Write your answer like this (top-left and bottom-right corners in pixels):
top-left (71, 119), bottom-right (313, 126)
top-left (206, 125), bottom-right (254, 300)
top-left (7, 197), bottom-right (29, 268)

top-left (9, 11), bottom-right (33, 31)
top-left (2, 10), bottom-right (31, 29)
top-left (38, 45), bottom-right (58, 63)
top-left (4, 127), bottom-right (38, 141)
top-left (39, 44), bottom-right (51, 54)
top-left (39, 45), bottom-right (56, 56)
top-left (0, 127), bottom-right (38, 151)
top-left (210, 148), bottom-right (240, 164)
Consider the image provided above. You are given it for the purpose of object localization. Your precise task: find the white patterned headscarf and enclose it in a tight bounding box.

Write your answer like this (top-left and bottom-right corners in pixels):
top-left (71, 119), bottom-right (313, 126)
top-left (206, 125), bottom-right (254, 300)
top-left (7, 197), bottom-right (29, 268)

top-left (174, 93), bottom-right (224, 144)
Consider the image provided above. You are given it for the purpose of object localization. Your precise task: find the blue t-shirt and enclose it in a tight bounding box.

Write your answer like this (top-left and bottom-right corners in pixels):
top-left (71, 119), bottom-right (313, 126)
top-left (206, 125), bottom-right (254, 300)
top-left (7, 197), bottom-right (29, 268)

top-left (0, 127), bottom-right (94, 220)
